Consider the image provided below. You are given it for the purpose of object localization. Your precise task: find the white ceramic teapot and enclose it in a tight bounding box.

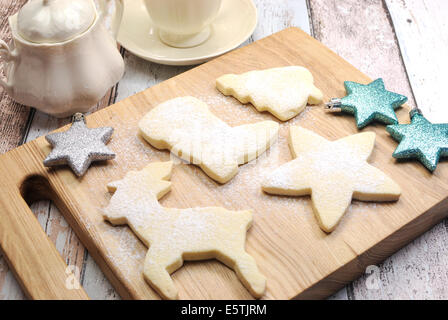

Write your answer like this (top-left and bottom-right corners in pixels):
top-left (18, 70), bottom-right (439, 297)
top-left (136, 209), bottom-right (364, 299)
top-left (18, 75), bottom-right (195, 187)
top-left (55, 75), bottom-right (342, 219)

top-left (0, 0), bottom-right (124, 117)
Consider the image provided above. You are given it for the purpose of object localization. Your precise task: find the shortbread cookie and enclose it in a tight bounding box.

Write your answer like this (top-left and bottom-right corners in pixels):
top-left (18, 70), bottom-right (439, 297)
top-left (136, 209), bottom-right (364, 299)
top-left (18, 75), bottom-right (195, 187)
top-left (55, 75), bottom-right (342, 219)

top-left (216, 66), bottom-right (323, 121)
top-left (139, 97), bottom-right (279, 183)
top-left (262, 127), bottom-right (401, 232)
top-left (103, 161), bottom-right (266, 300)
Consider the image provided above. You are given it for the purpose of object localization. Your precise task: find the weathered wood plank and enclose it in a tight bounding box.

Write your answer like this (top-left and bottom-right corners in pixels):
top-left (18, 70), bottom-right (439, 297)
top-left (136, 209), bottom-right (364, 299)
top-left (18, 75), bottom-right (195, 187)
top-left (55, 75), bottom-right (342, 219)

top-left (385, 0), bottom-right (448, 122)
top-left (252, 0), bottom-right (311, 38)
top-left (81, 254), bottom-right (120, 300)
top-left (308, 0), bottom-right (416, 109)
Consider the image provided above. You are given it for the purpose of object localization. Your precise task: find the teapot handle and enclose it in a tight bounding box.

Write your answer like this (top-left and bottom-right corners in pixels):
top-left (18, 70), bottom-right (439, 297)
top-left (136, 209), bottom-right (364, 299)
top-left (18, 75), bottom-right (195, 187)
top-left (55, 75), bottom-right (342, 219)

top-left (0, 39), bottom-right (13, 91)
top-left (97, 0), bottom-right (124, 40)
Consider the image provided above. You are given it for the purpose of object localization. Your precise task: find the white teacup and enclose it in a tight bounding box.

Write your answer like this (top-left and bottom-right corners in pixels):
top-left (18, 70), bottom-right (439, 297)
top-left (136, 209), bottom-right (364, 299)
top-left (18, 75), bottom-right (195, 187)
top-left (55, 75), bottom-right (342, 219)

top-left (144, 0), bottom-right (222, 48)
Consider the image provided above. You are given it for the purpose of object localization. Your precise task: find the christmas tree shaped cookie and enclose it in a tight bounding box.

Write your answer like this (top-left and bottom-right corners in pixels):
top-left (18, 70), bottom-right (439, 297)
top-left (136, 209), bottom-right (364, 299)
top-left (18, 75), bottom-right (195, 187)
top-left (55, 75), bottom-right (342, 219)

top-left (216, 66), bottom-right (323, 121)
top-left (139, 97), bottom-right (279, 183)
top-left (103, 161), bottom-right (266, 299)
top-left (262, 127), bottom-right (401, 232)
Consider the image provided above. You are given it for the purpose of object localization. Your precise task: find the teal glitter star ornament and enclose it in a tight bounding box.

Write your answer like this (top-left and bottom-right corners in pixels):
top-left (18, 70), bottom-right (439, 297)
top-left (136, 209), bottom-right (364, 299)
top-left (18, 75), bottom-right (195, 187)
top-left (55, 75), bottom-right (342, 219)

top-left (326, 78), bottom-right (408, 129)
top-left (386, 108), bottom-right (448, 172)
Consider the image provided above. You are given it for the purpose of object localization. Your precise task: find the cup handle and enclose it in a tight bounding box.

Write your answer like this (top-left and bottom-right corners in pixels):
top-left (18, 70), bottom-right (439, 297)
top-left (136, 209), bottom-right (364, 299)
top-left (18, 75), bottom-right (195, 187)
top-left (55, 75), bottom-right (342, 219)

top-left (0, 39), bottom-right (13, 91)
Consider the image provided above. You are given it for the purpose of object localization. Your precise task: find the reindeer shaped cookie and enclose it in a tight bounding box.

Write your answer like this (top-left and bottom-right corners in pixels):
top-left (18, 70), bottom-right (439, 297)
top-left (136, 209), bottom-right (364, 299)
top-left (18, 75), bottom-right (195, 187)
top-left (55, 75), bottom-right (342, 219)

top-left (103, 161), bottom-right (266, 299)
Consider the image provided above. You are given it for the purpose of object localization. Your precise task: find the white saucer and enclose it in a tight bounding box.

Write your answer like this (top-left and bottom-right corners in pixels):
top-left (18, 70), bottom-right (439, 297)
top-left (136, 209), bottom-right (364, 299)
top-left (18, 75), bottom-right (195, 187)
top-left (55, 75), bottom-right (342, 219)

top-left (117, 0), bottom-right (258, 66)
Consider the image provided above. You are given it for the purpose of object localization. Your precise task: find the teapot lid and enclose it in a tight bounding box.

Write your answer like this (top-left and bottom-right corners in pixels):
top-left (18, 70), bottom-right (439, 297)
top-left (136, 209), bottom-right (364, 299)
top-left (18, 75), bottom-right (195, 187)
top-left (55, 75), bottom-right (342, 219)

top-left (17, 0), bottom-right (96, 43)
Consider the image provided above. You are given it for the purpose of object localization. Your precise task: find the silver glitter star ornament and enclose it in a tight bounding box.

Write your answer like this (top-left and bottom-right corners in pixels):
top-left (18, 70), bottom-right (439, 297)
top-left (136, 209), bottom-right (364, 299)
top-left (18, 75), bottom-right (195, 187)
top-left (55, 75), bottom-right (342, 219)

top-left (44, 113), bottom-right (116, 176)
top-left (326, 78), bottom-right (408, 129)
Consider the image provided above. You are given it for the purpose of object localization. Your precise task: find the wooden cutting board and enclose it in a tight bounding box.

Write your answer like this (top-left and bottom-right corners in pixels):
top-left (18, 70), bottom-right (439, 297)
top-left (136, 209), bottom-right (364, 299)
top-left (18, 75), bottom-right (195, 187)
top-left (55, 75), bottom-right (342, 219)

top-left (1, 28), bottom-right (447, 300)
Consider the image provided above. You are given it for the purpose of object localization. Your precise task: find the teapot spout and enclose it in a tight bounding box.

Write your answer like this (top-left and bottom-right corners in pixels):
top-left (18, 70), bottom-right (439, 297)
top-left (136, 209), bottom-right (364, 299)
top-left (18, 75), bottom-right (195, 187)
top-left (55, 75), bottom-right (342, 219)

top-left (97, 0), bottom-right (123, 39)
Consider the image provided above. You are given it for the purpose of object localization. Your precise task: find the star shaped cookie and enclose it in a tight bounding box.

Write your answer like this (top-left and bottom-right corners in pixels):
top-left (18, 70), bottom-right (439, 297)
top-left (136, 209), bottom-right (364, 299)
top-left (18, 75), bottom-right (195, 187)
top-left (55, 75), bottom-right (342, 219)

top-left (44, 114), bottom-right (115, 176)
top-left (337, 78), bottom-right (407, 129)
top-left (262, 127), bottom-right (401, 232)
top-left (387, 111), bottom-right (448, 171)
top-left (103, 161), bottom-right (266, 299)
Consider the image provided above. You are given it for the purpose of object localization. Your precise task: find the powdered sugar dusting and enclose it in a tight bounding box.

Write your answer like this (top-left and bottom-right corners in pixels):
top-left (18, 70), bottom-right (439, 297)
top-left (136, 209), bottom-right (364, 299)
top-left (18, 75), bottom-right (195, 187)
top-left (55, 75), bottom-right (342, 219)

top-left (103, 226), bottom-right (146, 280)
top-left (108, 121), bottom-right (159, 172)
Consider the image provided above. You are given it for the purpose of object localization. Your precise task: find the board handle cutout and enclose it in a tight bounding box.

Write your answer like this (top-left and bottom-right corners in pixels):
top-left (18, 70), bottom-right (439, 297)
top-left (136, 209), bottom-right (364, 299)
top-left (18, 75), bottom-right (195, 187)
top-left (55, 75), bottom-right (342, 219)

top-left (0, 174), bottom-right (89, 300)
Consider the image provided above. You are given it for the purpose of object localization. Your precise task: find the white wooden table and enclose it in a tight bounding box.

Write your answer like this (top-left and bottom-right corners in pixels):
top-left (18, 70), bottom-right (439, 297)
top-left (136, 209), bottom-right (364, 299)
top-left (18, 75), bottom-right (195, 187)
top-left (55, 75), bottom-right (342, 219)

top-left (0, 0), bottom-right (447, 299)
